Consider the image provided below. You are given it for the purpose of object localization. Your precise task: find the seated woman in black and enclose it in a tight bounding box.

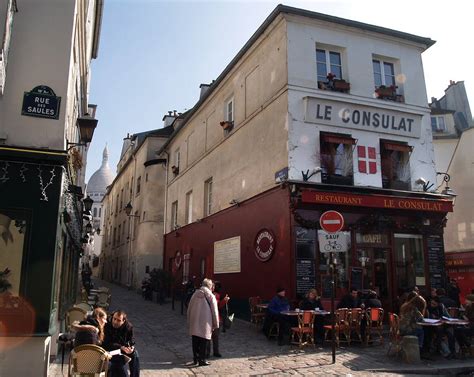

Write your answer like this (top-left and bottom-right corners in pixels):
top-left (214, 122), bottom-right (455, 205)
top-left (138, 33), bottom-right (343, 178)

top-left (73, 307), bottom-right (107, 347)
top-left (300, 288), bottom-right (324, 342)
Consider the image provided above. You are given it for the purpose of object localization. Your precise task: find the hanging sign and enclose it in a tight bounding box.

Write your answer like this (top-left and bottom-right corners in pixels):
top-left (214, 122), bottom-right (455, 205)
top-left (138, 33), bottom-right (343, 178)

top-left (21, 85), bottom-right (61, 120)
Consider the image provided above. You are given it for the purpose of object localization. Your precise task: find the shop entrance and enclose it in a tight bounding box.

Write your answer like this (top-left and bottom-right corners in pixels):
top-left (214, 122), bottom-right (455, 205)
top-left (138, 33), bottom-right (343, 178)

top-left (354, 232), bottom-right (392, 309)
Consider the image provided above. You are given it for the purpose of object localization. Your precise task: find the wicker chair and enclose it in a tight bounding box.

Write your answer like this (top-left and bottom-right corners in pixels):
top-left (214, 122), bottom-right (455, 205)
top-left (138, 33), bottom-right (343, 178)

top-left (387, 312), bottom-right (401, 356)
top-left (249, 296), bottom-right (266, 328)
top-left (66, 307), bottom-right (87, 331)
top-left (290, 311), bottom-right (316, 347)
top-left (68, 344), bottom-right (111, 377)
top-left (349, 308), bottom-right (364, 343)
top-left (366, 307), bottom-right (384, 345)
top-left (324, 308), bottom-right (351, 346)
top-left (96, 292), bottom-right (111, 309)
top-left (74, 303), bottom-right (92, 312)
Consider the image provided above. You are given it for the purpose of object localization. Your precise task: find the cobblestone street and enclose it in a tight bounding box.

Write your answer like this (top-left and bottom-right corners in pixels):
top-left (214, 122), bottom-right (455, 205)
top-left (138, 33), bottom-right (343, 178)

top-left (49, 281), bottom-right (474, 376)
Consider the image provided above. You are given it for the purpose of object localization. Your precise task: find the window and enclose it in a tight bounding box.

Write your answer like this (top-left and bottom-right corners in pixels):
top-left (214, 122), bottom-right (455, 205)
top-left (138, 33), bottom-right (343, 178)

top-left (98, 207), bottom-right (101, 218)
top-left (172, 149), bottom-right (180, 175)
top-left (431, 116), bottom-right (446, 132)
top-left (316, 49), bottom-right (342, 83)
top-left (136, 176), bottom-right (141, 195)
top-left (117, 224), bottom-right (121, 244)
top-left (185, 191), bottom-right (193, 224)
top-left (380, 141), bottom-right (412, 190)
top-left (373, 59), bottom-right (395, 87)
top-left (93, 207), bottom-right (97, 217)
top-left (115, 195), bottom-right (119, 214)
top-left (182, 254), bottom-right (191, 284)
top-left (225, 97), bottom-right (234, 122)
top-left (320, 133), bottom-right (355, 185)
top-left (120, 188), bottom-right (123, 210)
top-left (204, 178), bottom-right (213, 217)
top-left (171, 201), bottom-right (178, 230)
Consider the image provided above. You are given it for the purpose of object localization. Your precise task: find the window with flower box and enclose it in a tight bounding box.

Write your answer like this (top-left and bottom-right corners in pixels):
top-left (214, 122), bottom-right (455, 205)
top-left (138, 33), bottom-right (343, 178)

top-left (320, 133), bottom-right (355, 185)
top-left (431, 116), bottom-right (446, 132)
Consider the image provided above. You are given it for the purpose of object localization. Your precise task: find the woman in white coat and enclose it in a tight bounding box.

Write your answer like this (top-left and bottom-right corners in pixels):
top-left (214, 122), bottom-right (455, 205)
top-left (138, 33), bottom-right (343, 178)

top-left (187, 278), bottom-right (219, 366)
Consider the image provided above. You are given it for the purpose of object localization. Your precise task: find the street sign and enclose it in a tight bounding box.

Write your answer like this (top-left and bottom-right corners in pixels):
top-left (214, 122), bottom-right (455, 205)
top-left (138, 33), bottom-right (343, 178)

top-left (318, 231), bottom-right (350, 253)
top-left (319, 210), bottom-right (344, 233)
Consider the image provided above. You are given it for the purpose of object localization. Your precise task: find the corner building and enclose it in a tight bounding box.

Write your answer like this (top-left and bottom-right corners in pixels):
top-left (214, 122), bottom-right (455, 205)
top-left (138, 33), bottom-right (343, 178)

top-left (160, 5), bottom-right (454, 313)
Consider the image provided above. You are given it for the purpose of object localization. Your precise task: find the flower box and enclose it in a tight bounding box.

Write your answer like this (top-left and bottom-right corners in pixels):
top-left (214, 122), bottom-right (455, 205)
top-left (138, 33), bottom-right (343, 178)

top-left (220, 121), bottom-right (233, 130)
top-left (375, 85), bottom-right (397, 100)
top-left (332, 79), bottom-right (350, 93)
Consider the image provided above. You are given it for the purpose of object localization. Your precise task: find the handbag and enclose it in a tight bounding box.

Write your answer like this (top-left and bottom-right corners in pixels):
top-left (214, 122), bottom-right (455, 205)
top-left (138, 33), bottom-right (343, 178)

top-left (223, 303), bottom-right (234, 330)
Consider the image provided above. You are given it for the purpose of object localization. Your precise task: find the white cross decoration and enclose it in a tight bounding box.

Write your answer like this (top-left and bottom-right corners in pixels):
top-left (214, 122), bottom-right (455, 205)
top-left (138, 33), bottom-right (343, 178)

top-left (358, 146), bottom-right (377, 174)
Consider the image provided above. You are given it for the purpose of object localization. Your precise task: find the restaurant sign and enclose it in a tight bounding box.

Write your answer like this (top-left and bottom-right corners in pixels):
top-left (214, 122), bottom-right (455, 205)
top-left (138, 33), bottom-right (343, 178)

top-left (254, 228), bottom-right (276, 262)
top-left (303, 96), bottom-right (422, 138)
top-left (21, 85), bottom-right (61, 120)
top-left (301, 190), bottom-right (454, 212)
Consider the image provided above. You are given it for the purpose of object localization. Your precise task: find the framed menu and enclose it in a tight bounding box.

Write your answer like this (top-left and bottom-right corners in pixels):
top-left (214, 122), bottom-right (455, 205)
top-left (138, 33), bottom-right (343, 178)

top-left (427, 235), bottom-right (446, 289)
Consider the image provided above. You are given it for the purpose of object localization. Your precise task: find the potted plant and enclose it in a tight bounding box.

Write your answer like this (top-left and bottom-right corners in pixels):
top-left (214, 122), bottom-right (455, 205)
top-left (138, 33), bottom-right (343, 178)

top-left (220, 121), bottom-right (233, 131)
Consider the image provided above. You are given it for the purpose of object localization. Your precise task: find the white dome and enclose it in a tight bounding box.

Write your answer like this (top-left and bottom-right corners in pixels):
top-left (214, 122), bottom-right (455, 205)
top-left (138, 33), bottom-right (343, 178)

top-left (87, 146), bottom-right (115, 196)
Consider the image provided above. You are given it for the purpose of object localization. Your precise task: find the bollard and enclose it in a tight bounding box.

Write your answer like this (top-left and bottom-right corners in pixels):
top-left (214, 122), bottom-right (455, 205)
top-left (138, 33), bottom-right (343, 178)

top-left (401, 335), bottom-right (420, 363)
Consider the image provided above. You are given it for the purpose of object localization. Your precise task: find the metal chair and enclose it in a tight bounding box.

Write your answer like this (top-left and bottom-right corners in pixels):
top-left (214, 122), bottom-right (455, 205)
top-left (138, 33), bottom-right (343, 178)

top-left (290, 311), bottom-right (316, 347)
top-left (68, 344), bottom-right (111, 377)
top-left (349, 308), bottom-right (364, 343)
top-left (387, 312), bottom-right (401, 356)
top-left (324, 308), bottom-right (351, 346)
top-left (366, 307), bottom-right (384, 345)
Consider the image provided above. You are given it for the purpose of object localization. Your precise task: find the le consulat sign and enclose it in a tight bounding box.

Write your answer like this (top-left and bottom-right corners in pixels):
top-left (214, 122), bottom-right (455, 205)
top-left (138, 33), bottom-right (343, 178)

top-left (22, 85), bottom-right (61, 120)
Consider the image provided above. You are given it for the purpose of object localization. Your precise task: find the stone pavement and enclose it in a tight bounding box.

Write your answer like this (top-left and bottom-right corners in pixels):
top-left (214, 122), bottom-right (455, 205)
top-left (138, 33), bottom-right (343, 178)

top-left (49, 280), bottom-right (474, 376)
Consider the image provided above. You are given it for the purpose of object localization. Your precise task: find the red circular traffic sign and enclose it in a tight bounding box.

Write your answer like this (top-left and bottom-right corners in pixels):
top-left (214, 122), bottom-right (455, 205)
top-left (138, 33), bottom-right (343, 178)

top-left (320, 211), bottom-right (344, 233)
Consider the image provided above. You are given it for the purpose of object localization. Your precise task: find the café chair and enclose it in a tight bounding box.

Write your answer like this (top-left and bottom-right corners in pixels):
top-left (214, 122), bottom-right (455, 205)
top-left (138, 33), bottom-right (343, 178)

top-left (324, 308), bottom-right (351, 346)
top-left (66, 307), bottom-right (87, 331)
top-left (387, 312), bottom-right (401, 356)
top-left (349, 308), bottom-right (364, 343)
top-left (57, 306), bottom-right (87, 372)
top-left (96, 292), bottom-right (111, 309)
top-left (249, 296), bottom-right (266, 328)
top-left (447, 307), bottom-right (459, 318)
top-left (366, 307), bottom-right (384, 345)
top-left (268, 322), bottom-right (280, 340)
top-left (97, 286), bottom-right (110, 293)
top-left (68, 344), bottom-right (111, 377)
top-left (290, 310), bottom-right (316, 347)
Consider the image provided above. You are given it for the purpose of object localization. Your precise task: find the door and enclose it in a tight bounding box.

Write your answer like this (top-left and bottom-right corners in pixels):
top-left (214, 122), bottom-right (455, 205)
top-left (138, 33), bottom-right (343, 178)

top-left (355, 247), bottom-right (391, 308)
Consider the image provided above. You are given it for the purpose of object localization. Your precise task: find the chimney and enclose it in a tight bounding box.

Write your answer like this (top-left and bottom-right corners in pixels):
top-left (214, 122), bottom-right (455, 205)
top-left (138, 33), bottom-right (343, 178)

top-left (199, 83), bottom-right (211, 99)
top-left (162, 111), bottom-right (177, 128)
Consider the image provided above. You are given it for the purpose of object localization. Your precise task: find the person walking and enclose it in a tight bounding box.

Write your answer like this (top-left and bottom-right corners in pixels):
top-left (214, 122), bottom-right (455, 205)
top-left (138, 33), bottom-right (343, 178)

top-left (103, 310), bottom-right (140, 377)
top-left (187, 278), bottom-right (219, 366)
top-left (206, 281), bottom-right (230, 358)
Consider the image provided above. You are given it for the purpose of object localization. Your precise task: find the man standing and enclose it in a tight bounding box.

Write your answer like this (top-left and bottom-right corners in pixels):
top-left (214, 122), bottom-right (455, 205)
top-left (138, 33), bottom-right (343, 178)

top-left (103, 310), bottom-right (140, 377)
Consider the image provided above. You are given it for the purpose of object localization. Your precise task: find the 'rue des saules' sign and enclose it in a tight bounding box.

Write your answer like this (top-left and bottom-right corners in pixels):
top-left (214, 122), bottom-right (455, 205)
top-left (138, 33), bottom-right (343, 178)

top-left (21, 85), bottom-right (61, 120)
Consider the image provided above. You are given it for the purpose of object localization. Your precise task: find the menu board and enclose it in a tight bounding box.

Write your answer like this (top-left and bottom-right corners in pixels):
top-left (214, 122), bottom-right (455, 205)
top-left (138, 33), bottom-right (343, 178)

top-left (296, 259), bottom-right (315, 297)
top-left (350, 267), bottom-right (363, 291)
top-left (427, 235), bottom-right (446, 289)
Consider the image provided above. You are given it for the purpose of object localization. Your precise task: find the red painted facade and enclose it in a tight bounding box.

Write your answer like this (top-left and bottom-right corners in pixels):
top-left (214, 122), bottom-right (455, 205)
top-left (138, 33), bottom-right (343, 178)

top-left (445, 251), bottom-right (474, 304)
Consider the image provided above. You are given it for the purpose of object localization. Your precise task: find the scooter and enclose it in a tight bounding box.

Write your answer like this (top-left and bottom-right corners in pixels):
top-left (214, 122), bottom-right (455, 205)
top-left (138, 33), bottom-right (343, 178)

top-left (141, 278), bottom-right (152, 300)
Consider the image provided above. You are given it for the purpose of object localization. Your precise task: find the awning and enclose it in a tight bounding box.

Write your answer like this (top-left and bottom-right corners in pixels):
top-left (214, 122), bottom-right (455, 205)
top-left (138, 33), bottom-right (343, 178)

top-left (321, 134), bottom-right (356, 145)
top-left (382, 142), bottom-right (413, 153)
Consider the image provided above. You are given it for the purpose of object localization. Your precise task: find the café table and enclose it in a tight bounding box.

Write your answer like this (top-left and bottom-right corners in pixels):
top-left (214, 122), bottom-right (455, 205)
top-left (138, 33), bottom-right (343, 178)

top-left (281, 309), bottom-right (330, 316)
top-left (417, 318), bottom-right (469, 327)
top-left (256, 303), bottom-right (268, 310)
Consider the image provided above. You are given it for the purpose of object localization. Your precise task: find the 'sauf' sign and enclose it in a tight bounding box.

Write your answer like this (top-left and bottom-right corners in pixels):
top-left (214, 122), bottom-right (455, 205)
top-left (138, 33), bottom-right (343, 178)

top-left (22, 85), bottom-right (61, 120)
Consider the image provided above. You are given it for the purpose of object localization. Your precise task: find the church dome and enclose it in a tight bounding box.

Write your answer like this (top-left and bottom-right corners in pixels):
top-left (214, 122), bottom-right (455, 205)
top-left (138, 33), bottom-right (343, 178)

top-left (87, 146), bottom-right (115, 195)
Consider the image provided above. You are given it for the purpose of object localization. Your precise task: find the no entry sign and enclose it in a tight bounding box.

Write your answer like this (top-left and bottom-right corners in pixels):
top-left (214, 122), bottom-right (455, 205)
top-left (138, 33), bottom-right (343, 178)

top-left (319, 211), bottom-right (344, 233)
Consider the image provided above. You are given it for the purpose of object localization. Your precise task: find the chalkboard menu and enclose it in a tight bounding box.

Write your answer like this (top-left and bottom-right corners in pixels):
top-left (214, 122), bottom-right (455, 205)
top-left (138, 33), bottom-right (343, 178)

top-left (427, 235), bottom-right (446, 289)
top-left (350, 267), bottom-right (363, 291)
top-left (296, 259), bottom-right (315, 297)
top-left (321, 275), bottom-right (333, 298)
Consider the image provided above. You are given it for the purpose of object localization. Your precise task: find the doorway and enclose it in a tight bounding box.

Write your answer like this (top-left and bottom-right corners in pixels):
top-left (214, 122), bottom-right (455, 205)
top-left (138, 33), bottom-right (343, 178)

top-left (355, 247), bottom-right (391, 308)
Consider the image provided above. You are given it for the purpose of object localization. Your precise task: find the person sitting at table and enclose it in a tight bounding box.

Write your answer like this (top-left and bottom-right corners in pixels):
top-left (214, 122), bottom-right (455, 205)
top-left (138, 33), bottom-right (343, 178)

top-left (364, 290), bottom-right (382, 308)
top-left (399, 294), bottom-right (428, 358)
top-left (300, 288), bottom-right (324, 342)
top-left (263, 287), bottom-right (291, 345)
top-left (456, 293), bottom-right (474, 354)
top-left (73, 307), bottom-right (107, 347)
top-left (337, 288), bottom-right (362, 309)
top-left (436, 288), bottom-right (457, 309)
top-left (426, 296), bottom-right (456, 358)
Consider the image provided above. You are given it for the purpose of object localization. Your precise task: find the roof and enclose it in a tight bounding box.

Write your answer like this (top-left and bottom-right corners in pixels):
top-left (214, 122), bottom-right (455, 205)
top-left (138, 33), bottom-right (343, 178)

top-left (157, 4), bottom-right (435, 156)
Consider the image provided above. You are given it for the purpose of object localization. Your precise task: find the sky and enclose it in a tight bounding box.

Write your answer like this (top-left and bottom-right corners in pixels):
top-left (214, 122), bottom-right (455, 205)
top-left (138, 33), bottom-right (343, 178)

top-left (87, 0), bottom-right (473, 181)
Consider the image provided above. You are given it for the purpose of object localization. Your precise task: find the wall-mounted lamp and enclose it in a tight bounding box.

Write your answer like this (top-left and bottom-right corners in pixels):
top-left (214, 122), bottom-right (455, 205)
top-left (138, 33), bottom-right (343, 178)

top-left (66, 114), bottom-right (98, 150)
top-left (229, 199), bottom-right (240, 206)
top-left (437, 172), bottom-right (457, 200)
top-left (415, 177), bottom-right (434, 192)
top-left (301, 167), bottom-right (322, 182)
top-left (82, 196), bottom-right (94, 213)
top-left (125, 202), bottom-right (140, 217)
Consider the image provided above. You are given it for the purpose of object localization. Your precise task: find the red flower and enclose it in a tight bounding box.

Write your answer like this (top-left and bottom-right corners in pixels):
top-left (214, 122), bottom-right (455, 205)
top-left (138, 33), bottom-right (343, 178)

top-left (327, 72), bottom-right (336, 80)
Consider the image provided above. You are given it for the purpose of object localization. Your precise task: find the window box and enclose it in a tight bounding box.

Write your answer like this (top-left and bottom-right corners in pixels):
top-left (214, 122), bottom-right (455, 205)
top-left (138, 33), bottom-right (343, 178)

top-left (375, 85), bottom-right (397, 100)
top-left (318, 75), bottom-right (351, 93)
top-left (171, 165), bottom-right (179, 175)
top-left (220, 121), bottom-right (233, 131)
